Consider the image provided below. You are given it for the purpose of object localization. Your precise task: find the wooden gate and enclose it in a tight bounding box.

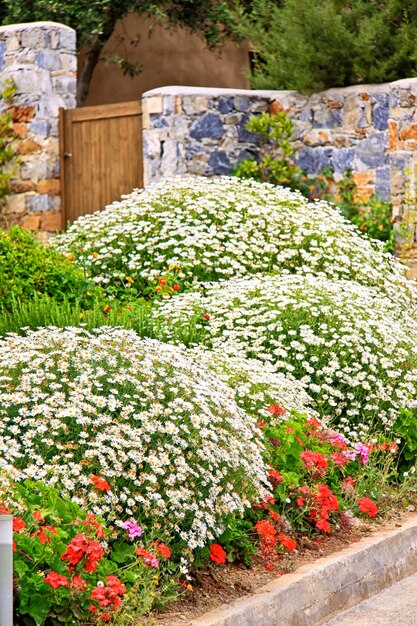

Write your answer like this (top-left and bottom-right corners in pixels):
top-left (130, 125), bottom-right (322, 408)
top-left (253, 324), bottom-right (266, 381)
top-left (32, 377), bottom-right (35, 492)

top-left (59, 101), bottom-right (143, 226)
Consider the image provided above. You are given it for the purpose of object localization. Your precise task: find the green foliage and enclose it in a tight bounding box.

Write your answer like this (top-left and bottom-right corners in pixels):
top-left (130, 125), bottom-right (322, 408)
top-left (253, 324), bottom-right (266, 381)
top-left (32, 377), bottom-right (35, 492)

top-left (333, 170), bottom-right (396, 252)
top-left (393, 410), bottom-right (417, 473)
top-left (3, 477), bottom-right (180, 625)
top-left (235, 0), bottom-right (417, 91)
top-left (0, 226), bottom-right (97, 310)
top-left (2, 0), bottom-right (237, 47)
top-left (233, 111), bottom-right (327, 199)
top-left (0, 294), bottom-right (208, 348)
top-left (0, 78), bottom-right (20, 205)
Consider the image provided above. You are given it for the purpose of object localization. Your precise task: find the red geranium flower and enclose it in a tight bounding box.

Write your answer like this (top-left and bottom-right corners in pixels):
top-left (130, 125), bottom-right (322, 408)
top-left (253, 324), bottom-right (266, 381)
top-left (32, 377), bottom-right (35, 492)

top-left (255, 520), bottom-right (277, 538)
top-left (13, 517), bottom-right (26, 532)
top-left (301, 450), bottom-right (328, 471)
top-left (209, 543), bottom-right (227, 565)
top-left (152, 541), bottom-right (172, 558)
top-left (62, 534), bottom-right (104, 572)
top-left (91, 583), bottom-right (123, 610)
top-left (358, 497), bottom-right (378, 518)
top-left (268, 469), bottom-right (283, 487)
top-left (91, 475), bottom-right (111, 492)
top-left (106, 575), bottom-right (126, 595)
top-left (269, 510), bottom-right (281, 522)
top-left (83, 513), bottom-right (105, 539)
top-left (37, 525), bottom-right (57, 544)
top-left (71, 574), bottom-right (87, 591)
top-left (255, 520), bottom-right (277, 560)
top-left (268, 404), bottom-right (285, 416)
top-left (135, 547), bottom-right (159, 567)
top-left (316, 519), bottom-right (331, 533)
top-left (45, 572), bottom-right (69, 589)
top-left (278, 534), bottom-right (297, 552)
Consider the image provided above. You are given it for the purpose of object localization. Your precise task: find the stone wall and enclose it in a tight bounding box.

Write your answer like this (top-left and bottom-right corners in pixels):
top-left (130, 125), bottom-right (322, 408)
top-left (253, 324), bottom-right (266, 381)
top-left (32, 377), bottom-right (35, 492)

top-left (142, 80), bottom-right (417, 232)
top-left (0, 21), bottom-right (76, 233)
top-left (2, 25), bottom-right (417, 248)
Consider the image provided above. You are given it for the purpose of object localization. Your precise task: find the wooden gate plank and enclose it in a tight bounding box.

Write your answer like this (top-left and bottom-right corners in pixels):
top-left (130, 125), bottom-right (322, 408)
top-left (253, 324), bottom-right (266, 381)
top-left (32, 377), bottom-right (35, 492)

top-left (59, 101), bottom-right (143, 226)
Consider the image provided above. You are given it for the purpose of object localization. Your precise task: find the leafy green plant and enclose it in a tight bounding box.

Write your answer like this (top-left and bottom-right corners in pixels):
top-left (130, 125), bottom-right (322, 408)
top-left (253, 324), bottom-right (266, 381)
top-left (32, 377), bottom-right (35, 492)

top-left (0, 78), bottom-right (20, 205)
top-left (392, 410), bottom-right (417, 474)
top-left (0, 226), bottom-right (99, 310)
top-left (233, 111), bottom-right (326, 199)
top-left (2, 477), bottom-right (179, 625)
top-left (0, 293), bottom-right (206, 347)
top-left (333, 170), bottom-right (396, 252)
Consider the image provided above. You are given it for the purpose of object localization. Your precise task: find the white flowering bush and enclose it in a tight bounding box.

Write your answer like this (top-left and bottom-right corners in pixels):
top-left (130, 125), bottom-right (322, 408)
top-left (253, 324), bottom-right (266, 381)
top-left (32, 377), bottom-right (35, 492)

top-left (192, 347), bottom-right (317, 420)
top-left (158, 273), bottom-right (417, 436)
top-left (54, 176), bottom-right (414, 306)
top-left (0, 326), bottom-right (268, 550)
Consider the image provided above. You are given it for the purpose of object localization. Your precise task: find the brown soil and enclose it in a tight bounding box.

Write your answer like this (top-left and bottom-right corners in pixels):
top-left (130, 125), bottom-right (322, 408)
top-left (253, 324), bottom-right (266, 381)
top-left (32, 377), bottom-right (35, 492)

top-left (155, 506), bottom-right (417, 626)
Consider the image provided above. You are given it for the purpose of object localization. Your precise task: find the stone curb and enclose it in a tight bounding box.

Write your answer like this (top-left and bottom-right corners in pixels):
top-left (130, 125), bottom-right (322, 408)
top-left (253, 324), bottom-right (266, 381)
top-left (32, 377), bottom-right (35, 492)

top-left (184, 514), bottom-right (417, 626)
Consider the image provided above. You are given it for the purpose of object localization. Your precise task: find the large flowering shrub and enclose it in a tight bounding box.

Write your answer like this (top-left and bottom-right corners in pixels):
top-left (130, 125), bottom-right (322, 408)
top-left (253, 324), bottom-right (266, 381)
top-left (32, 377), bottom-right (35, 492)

top-left (0, 326), bottom-right (268, 550)
top-left (54, 177), bottom-right (414, 305)
top-left (158, 273), bottom-right (417, 436)
top-left (191, 348), bottom-right (317, 419)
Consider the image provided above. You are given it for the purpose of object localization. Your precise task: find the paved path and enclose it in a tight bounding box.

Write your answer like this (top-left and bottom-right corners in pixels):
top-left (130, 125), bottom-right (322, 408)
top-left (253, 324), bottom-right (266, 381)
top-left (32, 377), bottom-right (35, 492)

top-left (321, 571), bottom-right (417, 625)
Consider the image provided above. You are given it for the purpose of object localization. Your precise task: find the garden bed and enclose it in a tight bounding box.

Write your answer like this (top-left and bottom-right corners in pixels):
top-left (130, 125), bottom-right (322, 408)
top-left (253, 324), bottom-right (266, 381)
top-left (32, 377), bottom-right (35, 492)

top-left (2, 176), bottom-right (417, 626)
top-left (158, 506), bottom-right (417, 626)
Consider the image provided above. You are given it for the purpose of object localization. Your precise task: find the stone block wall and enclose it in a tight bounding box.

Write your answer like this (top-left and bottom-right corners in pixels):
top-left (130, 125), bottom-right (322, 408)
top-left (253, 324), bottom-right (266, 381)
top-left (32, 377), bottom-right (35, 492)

top-left (142, 86), bottom-right (275, 185)
top-left (142, 80), bottom-right (417, 236)
top-left (0, 21), bottom-right (76, 233)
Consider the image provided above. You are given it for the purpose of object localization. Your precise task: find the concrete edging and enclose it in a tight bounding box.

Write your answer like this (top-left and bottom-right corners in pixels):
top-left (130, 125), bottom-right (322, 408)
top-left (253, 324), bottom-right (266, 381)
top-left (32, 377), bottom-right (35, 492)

top-left (185, 515), bottom-right (417, 626)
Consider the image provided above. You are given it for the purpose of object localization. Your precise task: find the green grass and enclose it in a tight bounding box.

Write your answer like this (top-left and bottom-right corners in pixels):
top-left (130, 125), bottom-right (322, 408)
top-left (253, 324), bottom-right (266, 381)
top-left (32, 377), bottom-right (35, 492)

top-left (0, 295), bottom-right (202, 346)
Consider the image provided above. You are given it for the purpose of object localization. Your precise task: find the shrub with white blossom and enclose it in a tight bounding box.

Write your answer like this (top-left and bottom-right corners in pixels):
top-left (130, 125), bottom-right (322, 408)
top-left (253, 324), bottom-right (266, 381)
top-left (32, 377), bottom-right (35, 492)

top-left (158, 273), bottom-right (417, 437)
top-left (0, 326), bottom-right (268, 550)
top-left (192, 348), bottom-right (317, 420)
top-left (54, 176), bottom-right (414, 306)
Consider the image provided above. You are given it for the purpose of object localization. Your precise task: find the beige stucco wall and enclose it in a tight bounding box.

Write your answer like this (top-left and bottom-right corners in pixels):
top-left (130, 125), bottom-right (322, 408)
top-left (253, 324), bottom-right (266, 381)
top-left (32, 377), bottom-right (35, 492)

top-left (80, 13), bottom-right (250, 106)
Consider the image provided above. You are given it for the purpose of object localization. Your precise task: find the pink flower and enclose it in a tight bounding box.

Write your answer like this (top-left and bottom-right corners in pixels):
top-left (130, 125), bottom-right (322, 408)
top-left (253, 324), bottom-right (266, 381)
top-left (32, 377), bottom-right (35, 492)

top-left (122, 521), bottom-right (142, 540)
top-left (354, 443), bottom-right (369, 464)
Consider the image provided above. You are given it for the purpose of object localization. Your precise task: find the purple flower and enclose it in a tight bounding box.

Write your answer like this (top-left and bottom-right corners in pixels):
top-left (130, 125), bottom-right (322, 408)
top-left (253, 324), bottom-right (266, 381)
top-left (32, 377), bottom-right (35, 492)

top-left (122, 521), bottom-right (143, 540)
